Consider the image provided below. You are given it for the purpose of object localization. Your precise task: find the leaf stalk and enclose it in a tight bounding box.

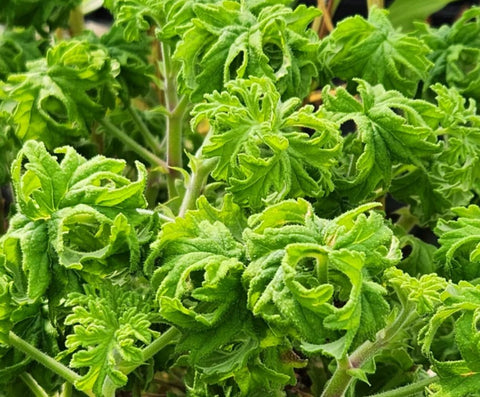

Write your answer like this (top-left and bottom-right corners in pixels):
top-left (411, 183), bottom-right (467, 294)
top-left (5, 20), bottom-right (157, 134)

top-left (99, 118), bottom-right (169, 173)
top-left (321, 307), bottom-right (417, 397)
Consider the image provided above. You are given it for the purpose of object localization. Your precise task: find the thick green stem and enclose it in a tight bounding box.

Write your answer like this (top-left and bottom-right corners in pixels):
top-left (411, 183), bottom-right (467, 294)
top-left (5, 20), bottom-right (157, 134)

top-left (321, 308), bottom-right (417, 397)
top-left (9, 332), bottom-right (82, 387)
top-left (61, 382), bottom-right (73, 397)
top-left (101, 377), bottom-right (117, 397)
top-left (19, 373), bottom-right (49, 397)
top-left (178, 157), bottom-right (217, 217)
top-left (99, 118), bottom-right (169, 173)
top-left (367, 0), bottom-right (384, 10)
top-left (366, 375), bottom-right (439, 397)
top-left (396, 209), bottom-right (419, 234)
top-left (127, 105), bottom-right (163, 155)
top-left (141, 327), bottom-right (180, 363)
top-left (161, 42), bottom-right (187, 198)
top-left (68, 6), bottom-right (84, 36)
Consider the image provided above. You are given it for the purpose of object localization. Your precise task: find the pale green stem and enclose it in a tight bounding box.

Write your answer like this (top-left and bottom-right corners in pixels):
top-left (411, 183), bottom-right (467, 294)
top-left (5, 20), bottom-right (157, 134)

top-left (178, 157), bottom-right (217, 217)
top-left (127, 105), bottom-right (163, 155)
top-left (9, 332), bottom-right (82, 387)
top-left (366, 375), bottom-right (439, 397)
top-left (61, 382), bottom-right (73, 397)
top-left (321, 307), bottom-right (417, 397)
top-left (395, 208), bottom-right (419, 233)
top-left (367, 0), bottom-right (384, 10)
top-left (68, 6), bottom-right (84, 36)
top-left (19, 373), bottom-right (49, 397)
top-left (101, 377), bottom-right (117, 397)
top-left (161, 42), bottom-right (187, 198)
top-left (99, 118), bottom-right (169, 173)
top-left (141, 327), bottom-right (181, 362)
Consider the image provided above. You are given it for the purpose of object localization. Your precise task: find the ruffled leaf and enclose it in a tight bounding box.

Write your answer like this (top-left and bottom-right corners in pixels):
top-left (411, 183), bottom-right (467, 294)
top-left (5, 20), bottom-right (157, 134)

top-left (319, 7), bottom-right (432, 96)
top-left (175, 1), bottom-right (321, 101)
top-left (192, 77), bottom-right (342, 209)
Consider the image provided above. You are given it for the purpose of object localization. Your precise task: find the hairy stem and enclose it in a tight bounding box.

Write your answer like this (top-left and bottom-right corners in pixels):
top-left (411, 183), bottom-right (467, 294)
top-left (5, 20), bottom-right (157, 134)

top-left (367, 0), bottom-right (384, 10)
top-left (366, 375), bottom-right (439, 397)
top-left (141, 327), bottom-right (181, 362)
top-left (127, 105), bottom-right (163, 155)
top-left (61, 382), bottom-right (73, 397)
top-left (68, 6), bottom-right (84, 36)
top-left (99, 118), bottom-right (169, 173)
top-left (395, 208), bottom-right (419, 233)
top-left (313, 0), bottom-right (334, 37)
top-left (8, 332), bottom-right (87, 392)
top-left (161, 42), bottom-right (187, 198)
top-left (19, 373), bottom-right (49, 397)
top-left (178, 157), bottom-right (217, 217)
top-left (321, 307), bottom-right (417, 397)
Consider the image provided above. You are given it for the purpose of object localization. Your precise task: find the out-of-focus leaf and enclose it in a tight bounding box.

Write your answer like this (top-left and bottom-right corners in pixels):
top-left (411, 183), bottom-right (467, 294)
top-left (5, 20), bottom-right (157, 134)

top-left (0, 39), bottom-right (119, 148)
top-left (319, 7), bottom-right (432, 96)
top-left (418, 7), bottom-right (480, 102)
top-left (420, 282), bottom-right (480, 396)
top-left (388, 0), bottom-right (458, 32)
top-left (0, 0), bottom-right (81, 33)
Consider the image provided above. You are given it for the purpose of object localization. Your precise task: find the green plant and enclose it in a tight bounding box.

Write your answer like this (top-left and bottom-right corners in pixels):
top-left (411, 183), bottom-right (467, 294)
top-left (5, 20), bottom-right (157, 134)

top-left (1, 1), bottom-right (480, 396)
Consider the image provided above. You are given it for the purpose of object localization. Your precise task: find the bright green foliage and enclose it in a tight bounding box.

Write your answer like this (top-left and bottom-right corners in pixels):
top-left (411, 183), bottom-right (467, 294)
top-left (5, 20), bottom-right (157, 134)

top-left (2, 2), bottom-right (480, 397)
top-left (435, 205), bottom-right (480, 283)
top-left (418, 7), bottom-right (480, 102)
top-left (64, 283), bottom-right (156, 396)
top-left (243, 199), bottom-right (400, 357)
top-left (0, 141), bottom-right (151, 303)
top-left (0, 0), bottom-right (81, 33)
top-left (391, 85), bottom-right (480, 224)
top-left (175, 1), bottom-right (321, 101)
top-left (420, 282), bottom-right (480, 396)
top-left (159, 0), bottom-right (290, 41)
top-left (319, 7), bottom-right (432, 96)
top-left (386, 268), bottom-right (447, 315)
top-left (103, 0), bottom-right (163, 42)
top-left (0, 39), bottom-right (119, 148)
top-left (192, 77), bottom-right (342, 209)
top-left (319, 80), bottom-right (439, 203)
top-left (149, 195), bottom-right (245, 329)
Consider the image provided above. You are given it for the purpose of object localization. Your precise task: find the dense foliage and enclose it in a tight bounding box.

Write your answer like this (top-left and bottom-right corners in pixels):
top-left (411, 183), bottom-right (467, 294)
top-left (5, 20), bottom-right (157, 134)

top-left (0, 0), bottom-right (480, 396)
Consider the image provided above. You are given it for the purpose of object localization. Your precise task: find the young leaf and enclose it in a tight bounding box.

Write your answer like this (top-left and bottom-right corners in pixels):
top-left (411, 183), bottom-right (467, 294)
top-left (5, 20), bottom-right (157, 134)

top-left (385, 268), bottom-right (447, 315)
top-left (175, 1), bottom-right (321, 101)
top-left (192, 77), bottom-right (342, 209)
top-left (103, 0), bottom-right (163, 42)
top-left (319, 7), bottom-right (432, 96)
top-left (64, 283), bottom-right (156, 396)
